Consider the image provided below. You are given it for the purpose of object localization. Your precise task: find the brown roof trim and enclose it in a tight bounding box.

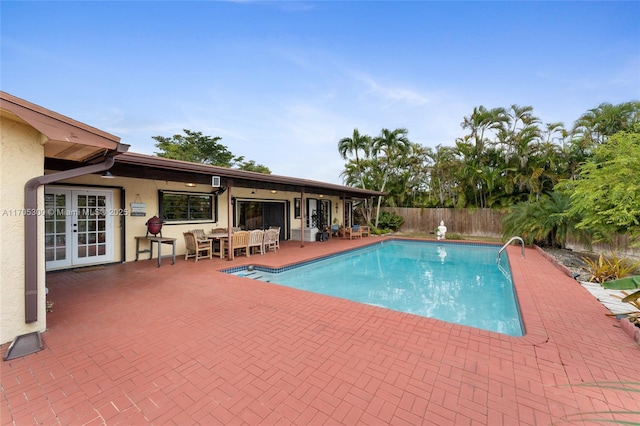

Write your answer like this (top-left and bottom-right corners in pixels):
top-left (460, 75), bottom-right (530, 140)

top-left (0, 91), bottom-right (127, 152)
top-left (116, 152), bottom-right (385, 198)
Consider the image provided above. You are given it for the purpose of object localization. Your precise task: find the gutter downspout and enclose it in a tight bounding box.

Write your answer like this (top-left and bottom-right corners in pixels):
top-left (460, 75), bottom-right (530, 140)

top-left (24, 156), bottom-right (116, 323)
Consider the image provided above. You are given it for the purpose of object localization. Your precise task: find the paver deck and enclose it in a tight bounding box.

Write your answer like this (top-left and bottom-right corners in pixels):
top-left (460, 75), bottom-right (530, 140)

top-left (2, 237), bottom-right (639, 425)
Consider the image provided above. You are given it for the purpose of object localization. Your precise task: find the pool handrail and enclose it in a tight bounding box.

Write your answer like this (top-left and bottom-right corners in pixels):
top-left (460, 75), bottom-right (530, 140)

top-left (497, 236), bottom-right (525, 263)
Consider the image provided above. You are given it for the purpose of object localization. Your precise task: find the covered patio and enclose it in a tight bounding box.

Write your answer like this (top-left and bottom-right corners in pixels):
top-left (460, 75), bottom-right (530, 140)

top-left (2, 237), bottom-right (639, 425)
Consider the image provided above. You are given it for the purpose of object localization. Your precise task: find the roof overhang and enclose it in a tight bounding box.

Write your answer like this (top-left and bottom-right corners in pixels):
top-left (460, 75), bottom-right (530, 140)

top-left (46, 152), bottom-right (385, 199)
top-left (1, 91), bottom-right (129, 162)
top-left (115, 152), bottom-right (384, 199)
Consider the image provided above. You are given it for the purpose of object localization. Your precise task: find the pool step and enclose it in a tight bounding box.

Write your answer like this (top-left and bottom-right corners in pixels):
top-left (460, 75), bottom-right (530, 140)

top-left (235, 271), bottom-right (271, 283)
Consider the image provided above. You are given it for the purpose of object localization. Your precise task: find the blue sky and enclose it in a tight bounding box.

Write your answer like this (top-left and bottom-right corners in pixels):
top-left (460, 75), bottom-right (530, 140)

top-left (2, 1), bottom-right (639, 184)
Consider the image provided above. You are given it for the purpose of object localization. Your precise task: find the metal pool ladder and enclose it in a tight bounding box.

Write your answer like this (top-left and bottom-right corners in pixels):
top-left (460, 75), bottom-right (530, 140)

top-left (497, 236), bottom-right (525, 263)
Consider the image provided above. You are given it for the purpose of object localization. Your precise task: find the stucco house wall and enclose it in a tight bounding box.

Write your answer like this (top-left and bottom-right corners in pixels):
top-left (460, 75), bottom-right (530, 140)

top-left (0, 116), bottom-right (47, 343)
top-left (48, 177), bottom-right (345, 263)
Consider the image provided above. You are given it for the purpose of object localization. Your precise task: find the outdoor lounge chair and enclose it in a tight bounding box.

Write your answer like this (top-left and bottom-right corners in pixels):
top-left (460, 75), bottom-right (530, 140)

top-left (360, 225), bottom-right (370, 237)
top-left (248, 229), bottom-right (265, 255)
top-left (183, 232), bottom-right (212, 262)
top-left (344, 225), bottom-right (362, 240)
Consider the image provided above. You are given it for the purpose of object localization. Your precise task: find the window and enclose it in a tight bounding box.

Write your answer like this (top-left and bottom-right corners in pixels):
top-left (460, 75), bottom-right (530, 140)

top-left (159, 191), bottom-right (215, 222)
top-left (294, 198), bottom-right (301, 218)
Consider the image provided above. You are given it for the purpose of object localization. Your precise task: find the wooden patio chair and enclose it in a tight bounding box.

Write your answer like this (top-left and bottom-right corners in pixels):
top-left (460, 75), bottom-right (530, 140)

top-left (248, 229), bottom-right (265, 255)
top-left (360, 225), bottom-right (370, 237)
top-left (269, 226), bottom-right (281, 249)
top-left (223, 230), bottom-right (250, 258)
top-left (189, 228), bottom-right (207, 239)
top-left (344, 225), bottom-right (362, 240)
top-left (183, 232), bottom-right (212, 262)
top-left (264, 229), bottom-right (278, 252)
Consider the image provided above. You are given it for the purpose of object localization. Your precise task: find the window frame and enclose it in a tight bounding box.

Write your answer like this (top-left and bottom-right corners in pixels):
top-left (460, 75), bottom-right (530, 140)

top-left (158, 190), bottom-right (217, 224)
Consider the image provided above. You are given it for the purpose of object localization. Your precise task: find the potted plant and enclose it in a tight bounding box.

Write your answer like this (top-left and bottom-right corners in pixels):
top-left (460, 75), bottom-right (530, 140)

top-left (312, 210), bottom-right (329, 241)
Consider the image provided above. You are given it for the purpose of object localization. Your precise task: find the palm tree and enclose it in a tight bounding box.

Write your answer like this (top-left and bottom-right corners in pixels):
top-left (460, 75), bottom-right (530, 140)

top-left (371, 128), bottom-right (411, 227)
top-left (461, 106), bottom-right (506, 162)
top-left (427, 145), bottom-right (459, 207)
top-left (507, 104), bottom-right (539, 135)
top-left (338, 128), bottom-right (374, 221)
top-left (543, 122), bottom-right (565, 144)
top-left (501, 191), bottom-right (576, 248)
top-left (572, 101), bottom-right (640, 145)
top-left (338, 128), bottom-right (373, 189)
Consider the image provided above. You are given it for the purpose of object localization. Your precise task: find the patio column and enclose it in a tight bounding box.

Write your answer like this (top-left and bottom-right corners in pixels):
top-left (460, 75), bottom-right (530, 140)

top-left (300, 189), bottom-right (305, 247)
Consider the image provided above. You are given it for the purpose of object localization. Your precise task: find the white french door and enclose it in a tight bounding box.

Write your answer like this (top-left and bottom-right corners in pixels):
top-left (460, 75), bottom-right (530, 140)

top-left (45, 188), bottom-right (114, 270)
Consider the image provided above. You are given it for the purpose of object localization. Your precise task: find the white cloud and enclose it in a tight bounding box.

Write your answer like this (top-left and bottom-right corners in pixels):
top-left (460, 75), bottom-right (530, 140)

top-left (351, 72), bottom-right (431, 107)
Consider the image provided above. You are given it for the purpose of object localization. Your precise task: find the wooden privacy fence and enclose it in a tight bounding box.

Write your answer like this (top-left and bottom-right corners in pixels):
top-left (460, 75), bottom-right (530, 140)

top-left (566, 234), bottom-right (640, 258)
top-left (383, 207), bottom-right (640, 258)
top-left (382, 208), bottom-right (506, 237)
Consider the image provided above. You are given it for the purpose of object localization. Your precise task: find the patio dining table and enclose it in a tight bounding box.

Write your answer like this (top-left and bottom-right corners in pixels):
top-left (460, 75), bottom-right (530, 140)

top-left (205, 232), bottom-right (229, 258)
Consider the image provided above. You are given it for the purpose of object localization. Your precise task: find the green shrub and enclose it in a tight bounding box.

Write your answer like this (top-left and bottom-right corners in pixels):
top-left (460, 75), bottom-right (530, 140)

top-left (377, 211), bottom-right (404, 231)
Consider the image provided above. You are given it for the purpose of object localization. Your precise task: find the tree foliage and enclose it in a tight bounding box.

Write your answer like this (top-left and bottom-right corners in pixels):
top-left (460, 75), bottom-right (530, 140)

top-left (153, 129), bottom-right (271, 173)
top-left (501, 191), bottom-right (581, 248)
top-left (338, 101), bottom-right (640, 244)
top-left (562, 124), bottom-right (640, 244)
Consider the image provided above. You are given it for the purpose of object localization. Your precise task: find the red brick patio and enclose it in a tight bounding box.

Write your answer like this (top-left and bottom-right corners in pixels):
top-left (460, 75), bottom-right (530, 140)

top-left (2, 237), bottom-right (639, 425)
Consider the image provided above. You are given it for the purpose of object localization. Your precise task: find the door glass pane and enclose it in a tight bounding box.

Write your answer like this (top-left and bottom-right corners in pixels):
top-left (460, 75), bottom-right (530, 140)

top-left (45, 193), bottom-right (68, 262)
top-left (239, 201), bottom-right (263, 230)
top-left (45, 248), bottom-right (55, 262)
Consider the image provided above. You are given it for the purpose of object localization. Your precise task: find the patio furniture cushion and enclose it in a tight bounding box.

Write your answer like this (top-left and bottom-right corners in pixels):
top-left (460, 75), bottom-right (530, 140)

top-left (344, 226), bottom-right (362, 240)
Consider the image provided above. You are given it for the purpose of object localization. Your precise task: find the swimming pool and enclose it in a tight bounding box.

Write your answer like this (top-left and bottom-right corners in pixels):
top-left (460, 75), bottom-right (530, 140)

top-left (225, 240), bottom-right (524, 336)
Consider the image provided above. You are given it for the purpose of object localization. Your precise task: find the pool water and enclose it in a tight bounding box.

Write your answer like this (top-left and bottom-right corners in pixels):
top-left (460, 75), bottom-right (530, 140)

top-left (228, 240), bottom-right (524, 336)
